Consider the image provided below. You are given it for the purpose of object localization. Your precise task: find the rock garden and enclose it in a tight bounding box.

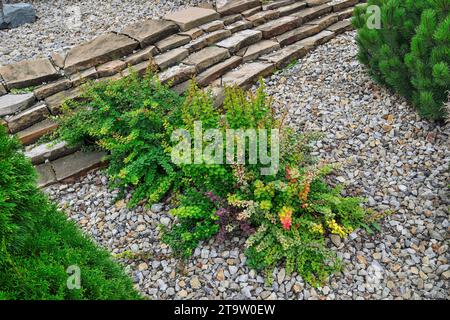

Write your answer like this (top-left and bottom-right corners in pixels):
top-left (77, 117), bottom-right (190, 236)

top-left (0, 0), bottom-right (448, 300)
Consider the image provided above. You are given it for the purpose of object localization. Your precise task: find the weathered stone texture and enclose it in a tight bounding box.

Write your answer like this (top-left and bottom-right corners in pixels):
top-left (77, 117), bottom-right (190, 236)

top-left (165, 7), bottom-right (220, 31)
top-left (0, 93), bottom-right (35, 117)
top-left (121, 19), bottom-right (179, 48)
top-left (184, 46), bottom-right (231, 72)
top-left (0, 58), bottom-right (59, 89)
top-left (6, 103), bottom-right (49, 133)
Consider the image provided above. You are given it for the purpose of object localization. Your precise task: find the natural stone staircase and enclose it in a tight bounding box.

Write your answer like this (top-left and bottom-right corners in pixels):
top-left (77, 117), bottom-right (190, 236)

top-left (0, 0), bottom-right (364, 188)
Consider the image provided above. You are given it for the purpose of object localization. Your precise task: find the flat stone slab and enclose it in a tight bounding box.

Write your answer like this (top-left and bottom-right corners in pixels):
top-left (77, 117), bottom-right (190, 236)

top-left (217, 0), bottom-right (261, 16)
top-left (45, 87), bottom-right (83, 115)
top-left (225, 20), bottom-right (253, 33)
top-left (277, 2), bottom-right (307, 16)
top-left (0, 93), bottom-right (35, 117)
top-left (36, 163), bottom-right (57, 188)
top-left (297, 30), bottom-right (335, 47)
top-left (196, 56), bottom-right (242, 86)
top-left (327, 19), bottom-right (353, 34)
top-left (217, 29), bottom-right (262, 54)
top-left (165, 7), bottom-right (220, 31)
top-left (242, 6), bottom-right (261, 17)
top-left (306, 0), bottom-right (331, 6)
top-left (0, 58), bottom-right (60, 89)
top-left (332, 0), bottom-right (358, 12)
top-left (184, 29), bottom-right (232, 52)
top-left (121, 60), bottom-right (152, 78)
top-left (34, 78), bottom-right (72, 100)
top-left (199, 20), bottom-right (225, 32)
top-left (64, 32), bottom-right (139, 74)
top-left (221, 14), bottom-right (242, 25)
top-left (25, 141), bottom-right (78, 165)
top-left (179, 28), bottom-right (204, 40)
top-left (158, 64), bottom-right (197, 86)
top-left (247, 10), bottom-right (280, 26)
top-left (337, 7), bottom-right (355, 20)
top-left (121, 19), bottom-right (179, 48)
top-left (154, 48), bottom-right (190, 70)
top-left (52, 151), bottom-right (107, 181)
top-left (6, 103), bottom-right (49, 134)
top-left (17, 118), bottom-right (58, 146)
top-left (255, 15), bottom-right (302, 39)
top-left (156, 34), bottom-right (191, 53)
top-left (221, 61), bottom-right (275, 87)
top-left (96, 60), bottom-right (126, 78)
top-left (293, 3), bottom-right (332, 22)
top-left (0, 3), bottom-right (36, 29)
top-left (0, 84), bottom-right (7, 96)
top-left (69, 67), bottom-right (98, 87)
top-left (124, 46), bottom-right (158, 66)
top-left (306, 13), bottom-right (338, 29)
top-left (276, 23), bottom-right (321, 46)
top-left (184, 46), bottom-right (231, 72)
top-left (262, 0), bottom-right (296, 11)
top-left (239, 40), bottom-right (280, 62)
top-left (259, 42), bottom-right (309, 67)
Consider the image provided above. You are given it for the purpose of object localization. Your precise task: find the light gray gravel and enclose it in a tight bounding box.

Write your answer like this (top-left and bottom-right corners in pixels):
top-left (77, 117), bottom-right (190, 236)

top-left (0, 0), bottom-right (214, 65)
top-left (44, 31), bottom-right (449, 300)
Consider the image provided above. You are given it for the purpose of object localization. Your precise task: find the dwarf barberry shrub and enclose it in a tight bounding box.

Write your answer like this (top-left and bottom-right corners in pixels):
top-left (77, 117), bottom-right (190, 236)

top-left (57, 70), bottom-right (184, 206)
top-left (353, 0), bottom-right (450, 120)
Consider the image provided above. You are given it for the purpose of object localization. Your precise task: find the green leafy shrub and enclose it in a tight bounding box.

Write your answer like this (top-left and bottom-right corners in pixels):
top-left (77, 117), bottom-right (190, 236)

top-left (353, 0), bottom-right (450, 120)
top-left (56, 70), bottom-right (184, 206)
top-left (0, 127), bottom-right (139, 300)
top-left (57, 75), bottom-right (375, 286)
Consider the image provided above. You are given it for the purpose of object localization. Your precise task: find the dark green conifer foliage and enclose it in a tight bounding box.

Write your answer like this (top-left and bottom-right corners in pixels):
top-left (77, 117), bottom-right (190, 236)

top-left (353, 0), bottom-right (449, 120)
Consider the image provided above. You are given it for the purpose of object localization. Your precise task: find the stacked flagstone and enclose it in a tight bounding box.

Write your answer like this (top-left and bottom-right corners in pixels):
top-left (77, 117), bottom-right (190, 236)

top-left (0, 0), bottom-right (362, 187)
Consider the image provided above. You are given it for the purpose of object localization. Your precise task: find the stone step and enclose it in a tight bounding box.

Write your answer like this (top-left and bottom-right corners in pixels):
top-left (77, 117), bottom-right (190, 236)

top-left (179, 28), bottom-right (204, 40)
top-left (297, 29), bottom-right (335, 48)
top-left (0, 84), bottom-right (7, 96)
top-left (216, 29), bottom-right (263, 54)
top-left (255, 15), bottom-right (302, 39)
top-left (123, 46), bottom-right (158, 66)
top-left (332, 0), bottom-right (359, 12)
top-left (262, 0), bottom-right (296, 11)
top-left (69, 67), bottom-right (98, 87)
top-left (238, 40), bottom-right (281, 62)
top-left (225, 20), bottom-right (253, 33)
top-left (96, 60), bottom-right (127, 78)
top-left (25, 140), bottom-right (79, 165)
top-left (276, 23), bottom-right (322, 46)
top-left (6, 102), bottom-right (49, 134)
top-left (158, 64), bottom-right (197, 86)
top-left (336, 7), bottom-right (354, 20)
top-left (221, 61), bottom-right (275, 88)
top-left (64, 32), bottom-right (139, 74)
top-left (165, 7), bottom-right (220, 31)
top-left (305, 0), bottom-right (331, 7)
top-left (196, 56), bottom-right (243, 86)
top-left (242, 6), bottom-right (262, 17)
top-left (183, 46), bottom-right (231, 72)
top-left (217, 0), bottom-right (262, 16)
top-left (121, 19), bottom-right (179, 48)
top-left (0, 93), bottom-right (35, 117)
top-left (45, 87), bottom-right (83, 115)
top-left (51, 150), bottom-right (107, 182)
top-left (259, 41), bottom-right (309, 68)
top-left (33, 78), bottom-right (72, 100)
top-left (121, 60), bottom-right (152, 78)
top-left (246, 9), bottom-right (280, 26)
top-left (327, 19), bottom-right (353, 34)
top-left (16, 118), bottom-right (58, 146)
top-left (184, 29), bottom-right (232, 53)
top-left (154, 48), bottom-right (190, 71)
top-left (292, 3), bottom-right (333, 22)
top-left (36, 162), bottom-right (57, 188)
top-left (0, 58), bottom-right (60, 89)
top-left (306, 13), bottom-right (338, 29)
top-left (199, 20), bottom-right (225, 32)
top-left (155, 34), bottom-right (191, 53)
top-left (221, 14), bottom-right (243, 26)
top-left (277, 2), bottom-right (307, 17)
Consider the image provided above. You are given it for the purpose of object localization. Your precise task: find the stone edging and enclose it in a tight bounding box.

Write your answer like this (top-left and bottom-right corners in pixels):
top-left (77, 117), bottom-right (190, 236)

top-left (0, 0), bottom-right (365, 187)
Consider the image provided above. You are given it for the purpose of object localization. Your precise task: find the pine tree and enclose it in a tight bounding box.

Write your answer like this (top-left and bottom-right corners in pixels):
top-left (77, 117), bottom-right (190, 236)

top-left (353, 0), bottom-right (450, 120)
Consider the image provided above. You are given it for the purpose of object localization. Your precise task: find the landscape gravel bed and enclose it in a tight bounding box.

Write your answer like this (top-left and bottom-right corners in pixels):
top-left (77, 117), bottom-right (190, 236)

top-left (0, 0), bottom-right (214, 65)
top-left (44, 31), bottom-right (449, 300)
